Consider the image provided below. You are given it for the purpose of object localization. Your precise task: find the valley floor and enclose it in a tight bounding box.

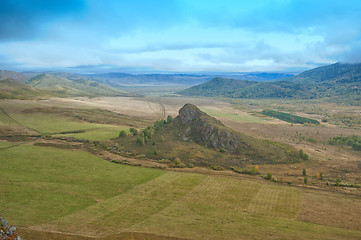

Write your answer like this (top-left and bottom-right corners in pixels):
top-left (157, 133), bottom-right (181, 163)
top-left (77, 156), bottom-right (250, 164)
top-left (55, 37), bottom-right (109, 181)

top-left (1, 96), bottom-right (361, 239)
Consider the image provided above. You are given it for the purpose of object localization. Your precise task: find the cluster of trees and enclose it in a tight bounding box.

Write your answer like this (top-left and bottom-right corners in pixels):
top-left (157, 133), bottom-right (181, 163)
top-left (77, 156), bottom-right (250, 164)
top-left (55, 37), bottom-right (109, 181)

top-left (328, 135), bottom-right (361, 150)
top-left (136, 115), bottom-right (173, 145)
top-left (299, 149), bottom-right (309, 160)
top-left (261, 110), bottom-right (320, 125)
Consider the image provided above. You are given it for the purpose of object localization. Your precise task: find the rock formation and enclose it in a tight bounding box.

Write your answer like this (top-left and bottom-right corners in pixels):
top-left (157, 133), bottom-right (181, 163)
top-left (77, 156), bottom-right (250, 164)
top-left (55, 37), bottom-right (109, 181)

top-left (177, 103), bottom-right (244, 152)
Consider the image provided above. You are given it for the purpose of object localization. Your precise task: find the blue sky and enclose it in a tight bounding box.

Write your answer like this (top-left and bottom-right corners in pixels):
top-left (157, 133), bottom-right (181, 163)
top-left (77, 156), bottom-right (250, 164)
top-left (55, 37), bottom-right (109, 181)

top-left (1, 0), bottom-right (361, 73)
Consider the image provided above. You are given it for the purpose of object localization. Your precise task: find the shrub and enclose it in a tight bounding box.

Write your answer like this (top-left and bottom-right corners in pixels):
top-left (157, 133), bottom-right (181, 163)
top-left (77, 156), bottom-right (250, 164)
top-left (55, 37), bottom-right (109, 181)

top-left (167, 115), bottom-right (173, 123)
top-left (299, 149), bottom-right (304, 158)
top-left (265, 172), bottom-right (272, 180)
top-left (219, 147), bottom-right (226, 153)
top-left (336, 178), bottom-right (341, 186)
top-left (136, 136), bottom-right (144, 145)
top-left (304, 177), bottom-right (308, 184)
top-left (253, 165), bottom-right (259, 174)
top-left (119, 130), bottom-right (127, 137)
top-left (303, 168), bottom-right (307, 176)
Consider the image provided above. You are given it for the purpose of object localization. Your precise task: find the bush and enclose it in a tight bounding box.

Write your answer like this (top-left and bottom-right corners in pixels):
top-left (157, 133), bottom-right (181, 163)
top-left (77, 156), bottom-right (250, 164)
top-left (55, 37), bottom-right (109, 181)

top-left (304, 177), bottom-right (308, 184)
top-left (303, 168), bottom-right (307, 176)
top-left (265, 172), bottom-right (272, 180)
top-left (219, 147), bottom-right (226, 153)
top-left (136, 136), bottom-right (144, 145)
top-left (119, 130), bottom-right (127, 137)
top-left (167, 115), bottom-right (173, 123)
top-left (336, 178), bottom-right (341, 186)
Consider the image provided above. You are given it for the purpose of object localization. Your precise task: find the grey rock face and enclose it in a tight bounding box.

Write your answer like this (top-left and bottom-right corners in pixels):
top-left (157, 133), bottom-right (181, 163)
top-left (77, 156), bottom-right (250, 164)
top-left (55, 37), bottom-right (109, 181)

top-left (178, 103), bottom-right (242, 152)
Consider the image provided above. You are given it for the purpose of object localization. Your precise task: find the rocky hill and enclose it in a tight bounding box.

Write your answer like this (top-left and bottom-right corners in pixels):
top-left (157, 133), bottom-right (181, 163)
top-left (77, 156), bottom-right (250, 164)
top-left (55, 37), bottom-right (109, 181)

top-left (177, 103), bottom-right (242, 152)
top-left (114, 103), bottom-right (301, 168)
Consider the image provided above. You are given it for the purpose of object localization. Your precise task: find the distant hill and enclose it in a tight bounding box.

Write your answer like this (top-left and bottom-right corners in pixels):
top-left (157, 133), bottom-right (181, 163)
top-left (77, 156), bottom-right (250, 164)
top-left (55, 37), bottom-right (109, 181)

top-left (0, 78), bottom-right (52, 99)
top-left (179, 63), bottom-right (361, 102)
top-left (26, 73), bottom-right (126, 97)
top-left (180, 77), bottom-right (256, 97)
top-left (0, 70), bottom-right (29, 83)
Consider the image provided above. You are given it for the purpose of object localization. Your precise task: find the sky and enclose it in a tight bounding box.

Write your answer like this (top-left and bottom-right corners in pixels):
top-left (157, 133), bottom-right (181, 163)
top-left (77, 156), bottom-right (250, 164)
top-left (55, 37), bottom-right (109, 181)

top-left (1, 0), bottom-right (361, 73)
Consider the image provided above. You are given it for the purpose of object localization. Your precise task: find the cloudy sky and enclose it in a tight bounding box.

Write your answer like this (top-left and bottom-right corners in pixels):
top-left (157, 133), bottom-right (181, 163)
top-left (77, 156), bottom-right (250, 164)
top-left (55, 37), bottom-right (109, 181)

top-left (1, 0), bottom-right (361, 73)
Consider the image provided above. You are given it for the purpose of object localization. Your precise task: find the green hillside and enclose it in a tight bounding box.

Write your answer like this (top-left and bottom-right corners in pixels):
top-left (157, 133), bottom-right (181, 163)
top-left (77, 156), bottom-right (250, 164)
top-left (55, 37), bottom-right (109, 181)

top-left (179, 63), bottom-right (361, 102)
top-left (0, 70), bottom-right (29, 82)
top-left (179, 77), bottom-right (256, 96)
top-left (0, 78), bottom-right (54, 99)
top-left (27, 73), bottom-right (126, 97)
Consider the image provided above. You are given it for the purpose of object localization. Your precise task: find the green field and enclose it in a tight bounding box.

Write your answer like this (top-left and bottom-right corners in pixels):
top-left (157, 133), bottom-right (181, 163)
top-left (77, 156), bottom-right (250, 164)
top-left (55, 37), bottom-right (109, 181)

top-left (1, 142), bottom-right (361, 239)
top-left (53, 126), bottom-right (130, 140)
top-left (0, 142), bottom-right (163, 225)
top-left (200, 107), bottom-right (269, 124)
top-left (0, 111), bottom-right (128, 140)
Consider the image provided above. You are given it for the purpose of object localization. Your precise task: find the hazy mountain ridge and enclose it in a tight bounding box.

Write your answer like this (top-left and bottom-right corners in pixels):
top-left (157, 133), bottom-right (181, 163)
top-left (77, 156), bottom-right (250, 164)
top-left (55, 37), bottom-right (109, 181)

top-left (26, 73), bottom-right (126, 97)
top-left (179, 63), bottom-right (361, 101)
top-left (179, 77), bottom-right (257, 96)
top-left (84, 72), bottom-right (293, 87)
top-left (0, 78), bottom-right (52, 99)
top-left (0, 70), bottom-right (29, 83)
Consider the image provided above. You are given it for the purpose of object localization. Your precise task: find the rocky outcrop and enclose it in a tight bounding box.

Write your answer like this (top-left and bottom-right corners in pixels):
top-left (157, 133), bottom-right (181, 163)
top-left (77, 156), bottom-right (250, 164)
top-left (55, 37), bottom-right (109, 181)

top-left (177, 103), bottom-right (243, 152)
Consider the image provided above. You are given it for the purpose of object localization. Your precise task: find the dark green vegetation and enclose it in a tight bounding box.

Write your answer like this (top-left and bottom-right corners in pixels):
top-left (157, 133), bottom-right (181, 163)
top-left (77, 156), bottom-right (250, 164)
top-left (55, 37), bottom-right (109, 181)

top-left (114, 104), bottom-right (301, 169)
top-left (179, 63), bottom-right (361, 104)
top-left (261, 109), bottom-right (320, 125)
top-left (329, 135), bottom-right (361, 150)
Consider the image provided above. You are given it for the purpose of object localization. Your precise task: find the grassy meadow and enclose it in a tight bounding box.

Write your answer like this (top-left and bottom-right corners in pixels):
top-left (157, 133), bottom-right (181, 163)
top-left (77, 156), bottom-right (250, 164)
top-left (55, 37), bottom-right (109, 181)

top-left (1, 142), bottom-right (361, 239)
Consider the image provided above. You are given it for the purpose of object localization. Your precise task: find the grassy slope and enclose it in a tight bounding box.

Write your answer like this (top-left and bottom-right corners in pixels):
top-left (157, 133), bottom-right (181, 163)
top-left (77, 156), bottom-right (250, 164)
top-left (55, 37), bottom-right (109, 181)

top-left (0, 79), bottom-right (54, 99)
top-left (27, 74), bottom-right (125, 97)
top-left (0, 106), bottom-right (132, 140)
top-left (0, 142), bottom-right (163, 225)
top-left (1, 143), bottom-right (361, 239)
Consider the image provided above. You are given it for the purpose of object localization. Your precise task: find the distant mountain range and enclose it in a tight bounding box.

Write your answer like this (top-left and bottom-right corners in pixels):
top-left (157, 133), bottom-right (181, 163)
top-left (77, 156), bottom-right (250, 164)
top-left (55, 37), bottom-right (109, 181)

top-left (1, 63), bottom-right (359, 103)
top-left (179, 63), bottom-right (361, 103)
top-left (82, 72), bottom-right (293, 87)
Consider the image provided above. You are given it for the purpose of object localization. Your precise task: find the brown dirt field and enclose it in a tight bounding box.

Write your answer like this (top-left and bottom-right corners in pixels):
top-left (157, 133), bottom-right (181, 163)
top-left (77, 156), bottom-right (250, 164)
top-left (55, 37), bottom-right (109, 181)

top-left (298, 189), bottom-right (361, 231)
top-left (17, 228), bottom-right (187, 240)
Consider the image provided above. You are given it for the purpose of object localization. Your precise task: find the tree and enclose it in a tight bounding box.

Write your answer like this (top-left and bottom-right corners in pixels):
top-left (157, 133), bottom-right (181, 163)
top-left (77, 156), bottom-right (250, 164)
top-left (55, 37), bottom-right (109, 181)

top-left (119, 130), bottom-right (126, 137)
top-left (303, 168), bottom-right (307, 176)
top-left (304, 177), bottom-right (308, 184)
top-left (167, 115), bottom-right (173, 123)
